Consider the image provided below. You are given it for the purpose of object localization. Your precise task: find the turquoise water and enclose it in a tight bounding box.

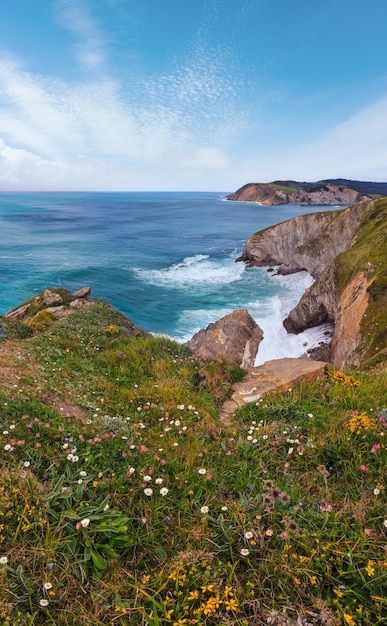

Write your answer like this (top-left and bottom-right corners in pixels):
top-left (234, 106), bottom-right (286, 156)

top-left (0, 191), bottom-right (333, 362)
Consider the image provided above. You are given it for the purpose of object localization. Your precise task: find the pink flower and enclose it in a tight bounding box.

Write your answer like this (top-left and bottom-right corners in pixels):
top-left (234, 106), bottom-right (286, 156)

top-left (35, 442), bottom-right (41, 447)
top-left (359, 464), bottom-right (368, 472)
top-left (371, 443), bottom-right (381, 453)
top-left (225, 450), bottom-right (232, 456)
top-left (320, 504), bottom-right (333, 512)
top-left (364, 528), bottom-right (376, 537)
top-left (160, 459), bottom-right (166, 466)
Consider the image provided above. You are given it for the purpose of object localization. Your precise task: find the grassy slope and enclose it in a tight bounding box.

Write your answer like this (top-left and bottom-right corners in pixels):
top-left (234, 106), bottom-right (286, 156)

top-left (0, 300), bottom-right (386, 626)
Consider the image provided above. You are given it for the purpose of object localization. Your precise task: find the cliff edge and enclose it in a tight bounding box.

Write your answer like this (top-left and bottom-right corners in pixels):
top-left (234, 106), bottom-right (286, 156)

top-left (238, 198), bottom-right (387, 369)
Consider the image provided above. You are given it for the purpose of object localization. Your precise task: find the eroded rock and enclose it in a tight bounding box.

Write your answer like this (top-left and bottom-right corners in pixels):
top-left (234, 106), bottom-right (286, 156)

top-left (187, 309), bottom-right (263, 369)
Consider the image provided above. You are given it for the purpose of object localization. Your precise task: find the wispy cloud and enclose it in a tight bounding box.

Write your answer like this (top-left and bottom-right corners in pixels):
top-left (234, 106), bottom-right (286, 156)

top-left (53, 0), bottom-right (106, 70)
top-left (0, 1), bottom-right (249, 189)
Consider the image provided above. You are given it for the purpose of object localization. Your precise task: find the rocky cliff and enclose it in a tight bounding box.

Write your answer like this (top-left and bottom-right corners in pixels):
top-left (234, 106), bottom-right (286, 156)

top-left (237, 201), bottom-right (369, 277)
top-left (239, 198), bottom-right (387, 369)
top-left (227, 181), bottom-right (369, 205)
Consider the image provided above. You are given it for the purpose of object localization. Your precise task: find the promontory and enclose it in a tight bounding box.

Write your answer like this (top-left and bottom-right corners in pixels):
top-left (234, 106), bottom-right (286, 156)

top-left (227, 178), bottom-right (387, 205)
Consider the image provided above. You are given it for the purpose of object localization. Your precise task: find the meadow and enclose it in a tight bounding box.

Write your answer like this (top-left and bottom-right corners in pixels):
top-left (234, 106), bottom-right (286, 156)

top-left (0, 301), bottom-right (386, 625)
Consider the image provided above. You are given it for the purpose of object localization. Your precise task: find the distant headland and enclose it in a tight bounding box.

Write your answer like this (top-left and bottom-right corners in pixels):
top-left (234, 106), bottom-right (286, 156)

top-left (227, 178), bottom-right (387, 205)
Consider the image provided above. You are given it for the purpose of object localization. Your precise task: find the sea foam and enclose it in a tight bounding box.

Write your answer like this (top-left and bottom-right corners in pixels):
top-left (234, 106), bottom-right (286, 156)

top-left (133, 253), bottom-right (245, 288)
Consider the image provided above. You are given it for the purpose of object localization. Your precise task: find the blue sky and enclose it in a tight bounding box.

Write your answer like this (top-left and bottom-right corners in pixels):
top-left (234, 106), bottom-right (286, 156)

top-left (0, 0), bottom-right (387, 191)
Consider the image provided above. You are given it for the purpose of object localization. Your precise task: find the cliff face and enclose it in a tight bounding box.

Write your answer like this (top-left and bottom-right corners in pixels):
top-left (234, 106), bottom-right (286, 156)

top-left (283, 199), bottom-right (387, 369)
top-left (237, 201), bottom-right (369, 278)
top-left (239, 198), bottom-right (387, 369)
top-left (227, 181), bottom-right (368, 205)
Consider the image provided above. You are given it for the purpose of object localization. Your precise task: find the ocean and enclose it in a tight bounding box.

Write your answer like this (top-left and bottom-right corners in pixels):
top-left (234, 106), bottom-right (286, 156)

top-left (0, 191), bottom-right (333, 364)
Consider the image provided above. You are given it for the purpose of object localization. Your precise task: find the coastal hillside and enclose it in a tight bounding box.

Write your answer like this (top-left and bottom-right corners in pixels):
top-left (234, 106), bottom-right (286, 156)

top-left (0, 287), bottom-right (386, 625)
top-left (227, 179), bottom-right (387, 205)
top-left (238, 198), bottom-right (387, 370)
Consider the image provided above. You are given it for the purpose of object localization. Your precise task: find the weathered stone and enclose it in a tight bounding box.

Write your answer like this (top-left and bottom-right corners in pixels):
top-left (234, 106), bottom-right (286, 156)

top-left (72, 287), bottom-right (91, 299)
top-left (43, 306), bottom-right (68, 319)
top-left (69, 298), bottom-right (93, 309)
top-left (5, 303), bottom-right (30, 321)
top-left (187, 309), bottom-right (263, 370)
top-left (43, 289), bottom-right (63, 305)
top-left (220, 357), bottom-right (327, 422)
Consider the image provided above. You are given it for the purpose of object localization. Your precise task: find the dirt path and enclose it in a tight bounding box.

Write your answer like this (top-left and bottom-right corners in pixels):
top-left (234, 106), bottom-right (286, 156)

top-left (220, 357), bottom-right (327, 422)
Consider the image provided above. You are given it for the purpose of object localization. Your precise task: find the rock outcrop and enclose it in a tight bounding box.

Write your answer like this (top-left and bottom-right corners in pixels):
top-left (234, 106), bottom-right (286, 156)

top-left (237, 201), bottom-right (369, 277)
top-left (220, 358), bottom-right (327, 422)
top-left (5, 287), bottom-right (93, 322)
top-left (187, 309), bottom-right (263, 370)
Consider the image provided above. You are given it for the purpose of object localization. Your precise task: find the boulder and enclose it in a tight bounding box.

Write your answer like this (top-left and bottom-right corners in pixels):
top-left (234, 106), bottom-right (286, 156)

top-left (43, 289), bottom-right (63, 305)
top-left (72, 286), bottom-right (91, 299)
top-left (187, 309), bottom-right (263, 370)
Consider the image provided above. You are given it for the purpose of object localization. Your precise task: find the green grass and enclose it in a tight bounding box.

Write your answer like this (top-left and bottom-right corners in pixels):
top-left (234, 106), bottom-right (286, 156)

top-left (0, 304), bottom-right (386, 626)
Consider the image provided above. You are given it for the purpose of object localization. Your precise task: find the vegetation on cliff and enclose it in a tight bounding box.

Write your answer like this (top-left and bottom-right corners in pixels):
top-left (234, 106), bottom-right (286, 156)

top-left (0, 295), bottom-right (386, 625)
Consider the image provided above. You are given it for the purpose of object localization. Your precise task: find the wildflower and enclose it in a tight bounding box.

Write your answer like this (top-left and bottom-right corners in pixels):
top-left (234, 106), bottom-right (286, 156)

top-left (384, 520), bottom-right (387, 528)
top-left (365, 560), bottom-right (375, 576)
top-left (39, 599), bottom-right (49, 607)
top-left (200, 505), bottom-right (209, 514)
top-left (225, 597), bottom-right (239, 611)
top-left (373, 487), bottom-right (380, 495)
top-left (43, 582), bottom-right (53, 590)
top-left (160, 487), bottom-right (169, 496)
top-left (265, 528), bottom-right (273, 537)
top-left (0, 556), bottom-right (8, 565)
top-left (143, 475), bottom-right (152, 482)
top-left (198, 468), bottom-right (207, 475)
top-left (244, 531), bottom-right (253, 539)
top-left (343, 613), bottom-right (356, 626)
top-left (240, 548), bottom-right (250, 556)
top-left (221, 506), bottom-right (228, 511)
top-left (155, 477), bottom-right (163, 484)
top-left (80, 518), bottom-right (90, 528)
top-left (188, 590), bottom-right (199, 601)
top-left (79, 471), bottom-right (87, 477)
top-left (144, 488), bottom-right (153, 496)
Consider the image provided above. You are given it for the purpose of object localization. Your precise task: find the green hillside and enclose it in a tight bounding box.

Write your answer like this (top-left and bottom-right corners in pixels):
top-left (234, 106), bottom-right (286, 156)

top-left (0, 290), bottom-right (386, 625)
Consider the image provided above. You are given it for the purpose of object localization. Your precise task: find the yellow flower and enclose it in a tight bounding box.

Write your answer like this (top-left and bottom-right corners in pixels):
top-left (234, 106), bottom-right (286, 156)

top-left (187, 590), bottom-right (199, 601)
top-left (225, 597), bottom-right (239, 611)
top-left (309, 576), bottom-right (317, 585)
top-left (343, 613), bottom-right (356, 626)
top-left (333, 588), bottom-right (344, 597)
top-left (365, 560), bottom-right (375, 576)
top-left (141, 574), bottom-right (150, 584)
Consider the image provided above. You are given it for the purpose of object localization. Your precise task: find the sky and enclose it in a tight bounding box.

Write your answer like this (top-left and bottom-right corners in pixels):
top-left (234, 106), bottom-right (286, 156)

top-left (0, 0), bottom-right (387, 191)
